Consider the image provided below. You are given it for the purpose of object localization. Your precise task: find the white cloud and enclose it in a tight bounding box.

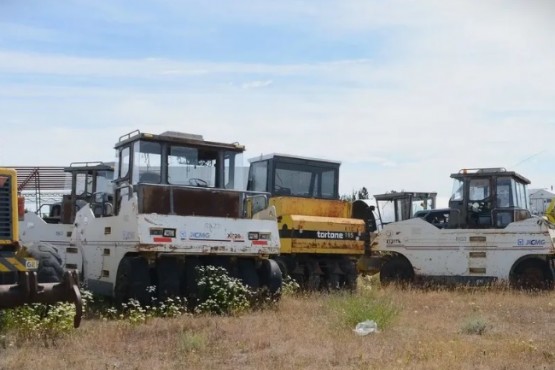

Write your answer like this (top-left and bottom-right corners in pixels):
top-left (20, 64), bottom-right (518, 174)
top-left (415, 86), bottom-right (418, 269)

top-left (241, 80), bottom-right (273, 89)
top-left (1, 1), bottom-right (555, 197)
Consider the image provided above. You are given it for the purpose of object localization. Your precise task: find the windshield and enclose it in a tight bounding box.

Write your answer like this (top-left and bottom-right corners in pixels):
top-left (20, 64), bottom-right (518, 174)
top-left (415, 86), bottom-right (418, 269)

top-left (274, 162), bottom-right (338, 199)
top-left (75, 170), bottom-right (114, 195)
top-left (131, 140), bottom-right (242, 189)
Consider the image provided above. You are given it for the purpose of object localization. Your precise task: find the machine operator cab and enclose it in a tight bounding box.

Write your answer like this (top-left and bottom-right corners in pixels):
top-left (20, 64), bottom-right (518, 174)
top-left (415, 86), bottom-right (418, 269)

top-left (113, 130), bottom-right (253, 217)
top-left (247, 153), bottom-right (340, 199)
top-left (448, 168), bottom-right (532, 229)
top-left (41, 162), bottom-right (114, 224)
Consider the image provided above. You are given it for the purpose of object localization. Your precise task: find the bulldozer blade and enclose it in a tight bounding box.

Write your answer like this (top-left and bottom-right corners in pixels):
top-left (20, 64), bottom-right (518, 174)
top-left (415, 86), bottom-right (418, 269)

top-left (0, 270), bottom-right (83, 328)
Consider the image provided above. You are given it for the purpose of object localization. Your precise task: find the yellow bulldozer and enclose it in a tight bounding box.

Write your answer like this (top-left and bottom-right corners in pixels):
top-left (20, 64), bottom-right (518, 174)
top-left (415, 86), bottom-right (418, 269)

top-left (0, 168), bottom-right (82, 327)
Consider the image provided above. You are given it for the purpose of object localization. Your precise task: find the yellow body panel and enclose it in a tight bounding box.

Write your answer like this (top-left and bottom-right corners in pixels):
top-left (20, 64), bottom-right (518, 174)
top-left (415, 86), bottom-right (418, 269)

top-left (0, 168), bottom-right (18, 245)
top-left (546, 198), bottom-right (555, 224)
top-left (271, 196), bottom-right (353, 218)
top-left (271, 197), bottom-right (365, 255)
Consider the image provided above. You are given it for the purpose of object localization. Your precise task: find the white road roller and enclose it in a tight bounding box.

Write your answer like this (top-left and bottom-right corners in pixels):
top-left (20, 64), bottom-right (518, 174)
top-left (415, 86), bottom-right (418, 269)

top-left (372, 168), bottom-right (555, 289)
top-left (20, 130), bottom-right (282, 303)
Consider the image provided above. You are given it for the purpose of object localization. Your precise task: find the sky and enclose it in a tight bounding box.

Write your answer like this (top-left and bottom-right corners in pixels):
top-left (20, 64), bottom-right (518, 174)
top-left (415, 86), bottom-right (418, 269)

top-left (1, 0), bottom-right (554, 202)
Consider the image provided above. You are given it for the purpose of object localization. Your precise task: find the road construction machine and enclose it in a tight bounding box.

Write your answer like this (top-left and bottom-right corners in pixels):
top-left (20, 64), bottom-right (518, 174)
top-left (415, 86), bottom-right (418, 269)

top-left (247, 154), bottom-right (365, 290)
top-left (545, 198), bottom-right (555, 224)
top-left (0, 168), bottom-right (82, 327)
top-left (19, 162), bottom-right (114, 271)
top-left (370, 168), bottom-right (555, 288)
top-left (21, 131), bottom-right (282, 304)
top-left (356, 191), bottom-right (438, 274)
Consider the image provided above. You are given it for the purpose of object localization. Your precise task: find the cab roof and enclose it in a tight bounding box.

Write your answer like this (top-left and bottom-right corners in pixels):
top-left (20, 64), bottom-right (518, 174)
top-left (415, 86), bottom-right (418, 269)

top-left (248, 153), bottom-right (341, 166)
top-left (115, 130), bottom-right (245, 152)
top-left (451, 168), bottom-right (530, 185)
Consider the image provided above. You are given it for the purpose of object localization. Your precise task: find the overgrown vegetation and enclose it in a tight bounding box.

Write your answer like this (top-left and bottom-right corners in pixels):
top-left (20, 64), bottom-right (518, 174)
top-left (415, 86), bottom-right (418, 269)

top-left (195, 265), bottom-right (252, 315)
top-left (1, 282), bottom-right (554, 369)
top-left (0, 302), bottom-right (75, 345)
top-left (460, 316), bottom-right (488, 335)
top-left (327, 289), bottom-right (400, 330)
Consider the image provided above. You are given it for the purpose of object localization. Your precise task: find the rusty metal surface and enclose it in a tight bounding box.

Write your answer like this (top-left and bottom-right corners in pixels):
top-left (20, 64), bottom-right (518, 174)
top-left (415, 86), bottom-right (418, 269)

top-left (271, 197), bottom-right (351, 218)
top-left (0, 270), bottom-right (83, 328)
top-left (138, 185), bottom-right (241, 218)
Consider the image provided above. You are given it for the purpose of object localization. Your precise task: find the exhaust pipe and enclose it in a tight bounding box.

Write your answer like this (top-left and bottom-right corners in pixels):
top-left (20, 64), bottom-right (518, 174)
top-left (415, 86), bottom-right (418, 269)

top-left (0, 270), bottom-right (83, 328)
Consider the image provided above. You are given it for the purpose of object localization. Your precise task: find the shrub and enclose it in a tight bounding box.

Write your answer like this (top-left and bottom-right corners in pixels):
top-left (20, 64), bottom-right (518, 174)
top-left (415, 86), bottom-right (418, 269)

top-left (281, 275), bottom-right (301, 296)
top-left (99, 287), bottom-right (188, 325)
top-left (0, 302), bottom-right (75, 345)
top-left (460, 316), bottom-right (488, 335)
top-left (195, 265), bottom-right (251, 315)
top-left (327, 291), bottom-right (399, 330)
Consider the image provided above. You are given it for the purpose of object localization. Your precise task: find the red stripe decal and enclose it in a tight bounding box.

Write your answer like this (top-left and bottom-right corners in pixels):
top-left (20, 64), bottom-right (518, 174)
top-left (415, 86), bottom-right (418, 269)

top-left (153, 237), bottom-right (172, 243)
top-left (252, 240), bottom-right (268, 245)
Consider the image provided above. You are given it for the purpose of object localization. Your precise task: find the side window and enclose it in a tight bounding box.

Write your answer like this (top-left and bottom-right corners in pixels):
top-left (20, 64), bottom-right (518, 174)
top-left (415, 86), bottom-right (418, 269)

top-left (450, 179), bottom-right (464, 201)
top-left (119, 147), bottom-right (130, 179)
top-left (249, 161), bottom-right (268, 192)
top-left (321, 170), bottom-right (335, 199)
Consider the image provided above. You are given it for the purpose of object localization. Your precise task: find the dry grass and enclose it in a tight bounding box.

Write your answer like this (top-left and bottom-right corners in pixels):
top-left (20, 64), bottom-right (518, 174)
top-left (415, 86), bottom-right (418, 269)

top-left (1, 279), bottom-right (555, 370)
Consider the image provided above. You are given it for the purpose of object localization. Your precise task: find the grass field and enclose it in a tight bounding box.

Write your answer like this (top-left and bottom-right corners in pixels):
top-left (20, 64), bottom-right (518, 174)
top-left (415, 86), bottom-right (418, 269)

top-left (1, 279), bottom-right (554, 370)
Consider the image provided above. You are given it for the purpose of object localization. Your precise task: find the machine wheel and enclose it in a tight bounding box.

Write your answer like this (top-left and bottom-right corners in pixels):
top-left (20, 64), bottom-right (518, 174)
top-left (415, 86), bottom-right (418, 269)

top-left (237, 258), bottom-right (260, 289)
top-left (323, 259), bottom-right (341, 290)
top-left (339, 257), bottom-right (358, 291)
top-left (511, 260), bottom-right (554, 290)
top-left (156, 256), bottom-right (181, 300)
top-left (29, 243), bottom-right (64, 283)
top-left (258, 259), bottom-right (283, 298)
top-left (114, 256), bottom-right (151, 305)
top-left (274, 257), bottom-right (289, 278)
top-left (379, 257), bottom-right (414, 286)
top-left (306, 259), bottom-right (321, 291)
top-left (182, 257), bottom-right (201, 307)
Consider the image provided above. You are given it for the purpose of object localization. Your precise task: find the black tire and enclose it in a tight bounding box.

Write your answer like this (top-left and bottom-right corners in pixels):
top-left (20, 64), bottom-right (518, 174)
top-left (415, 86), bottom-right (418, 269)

top-left (339, 257), bottom-right (358, 291)
top-left (274, 257), bottom-right (289, 278)
top-left (237, 259), bottom-right (260, 289)
top-left (379, 257), bottom-right (414, 286)
top-left (156, 256), bottom-right (181, 300)
top-left (114, 256), bottom-right (151, 305)
top-left (511, 260), bottom-right (554, 290)
top-left (29, 243), bottom-right (64, 283)
top-left (182, 257), bottom-right (201, 307)
top-left (258, 259), bottom-right (283, 297)
top-left (305, 259), bottom-right (321, 291)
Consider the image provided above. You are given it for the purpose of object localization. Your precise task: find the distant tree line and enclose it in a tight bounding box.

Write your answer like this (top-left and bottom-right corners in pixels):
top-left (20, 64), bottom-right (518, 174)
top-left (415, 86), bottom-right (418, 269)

top-left (341, 187), bottom-right (369, 201)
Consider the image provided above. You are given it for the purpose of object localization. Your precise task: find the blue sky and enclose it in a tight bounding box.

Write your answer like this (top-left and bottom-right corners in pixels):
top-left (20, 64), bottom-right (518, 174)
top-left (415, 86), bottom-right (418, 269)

top-left (1, 1), bottom-right (555, 200)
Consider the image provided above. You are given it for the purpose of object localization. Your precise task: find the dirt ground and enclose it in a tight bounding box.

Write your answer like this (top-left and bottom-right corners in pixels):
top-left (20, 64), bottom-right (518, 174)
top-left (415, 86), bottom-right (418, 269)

top-left (1, 283), bottom-right (554, 370)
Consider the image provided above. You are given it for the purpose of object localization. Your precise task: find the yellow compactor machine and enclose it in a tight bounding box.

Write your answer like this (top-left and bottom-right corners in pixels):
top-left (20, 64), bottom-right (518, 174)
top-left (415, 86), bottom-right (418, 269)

top-left (0, 168), bottom-right (82, 327)
top-left (247, 154), bottom-right (366, 290)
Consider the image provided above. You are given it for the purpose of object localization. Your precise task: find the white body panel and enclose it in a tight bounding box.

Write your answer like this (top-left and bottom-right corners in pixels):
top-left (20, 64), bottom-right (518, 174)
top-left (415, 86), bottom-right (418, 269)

top-left (373, 217), bottom-right (555, 280)
top-left (72, 193), bottom-right (280, 295)
top-left (19, 212), bottom-right (81, 269)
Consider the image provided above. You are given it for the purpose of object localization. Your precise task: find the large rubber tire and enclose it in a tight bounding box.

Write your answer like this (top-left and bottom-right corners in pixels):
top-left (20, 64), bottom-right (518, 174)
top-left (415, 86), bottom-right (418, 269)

top-left (182, 257), bottom-right (201, 307)
top-left (274, 257), bottom-right (289, 279)
top-left (380, 257), bottom-right (414, 286)
top-left (511, 260), bottom-right (554, 290)
top-left (114, 256), bottom-right (151, 305)
top-left (305, 259), bottom-right (321, 291)
top-left (156, 256), bottom-right (181, 300)
top-left (339, 257), bottom-right (358, 291)
top-left (237, 259), bottom-right (260, 289)
top-left (258, 259), bottom-right (283, 297)
top-left (28, 243), bottom-right (64, 283)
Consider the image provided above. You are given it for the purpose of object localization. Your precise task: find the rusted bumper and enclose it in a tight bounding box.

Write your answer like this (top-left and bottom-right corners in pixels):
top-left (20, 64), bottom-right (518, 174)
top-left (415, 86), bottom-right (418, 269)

top-left (0, 270), bottom-right (83, 328)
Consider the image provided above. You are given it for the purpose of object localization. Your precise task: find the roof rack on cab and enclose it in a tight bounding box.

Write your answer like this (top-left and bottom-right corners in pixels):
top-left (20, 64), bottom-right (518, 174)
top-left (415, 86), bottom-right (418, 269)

top-left (458, 167), bottom-right (507, 174)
